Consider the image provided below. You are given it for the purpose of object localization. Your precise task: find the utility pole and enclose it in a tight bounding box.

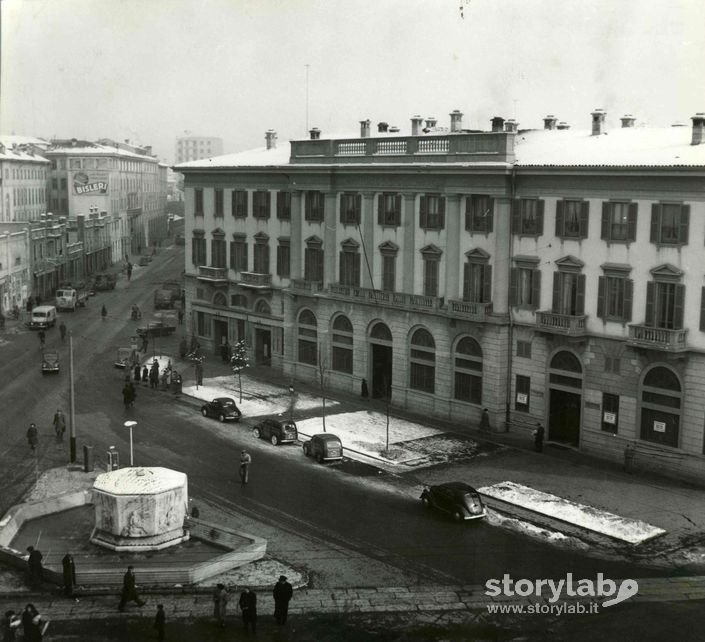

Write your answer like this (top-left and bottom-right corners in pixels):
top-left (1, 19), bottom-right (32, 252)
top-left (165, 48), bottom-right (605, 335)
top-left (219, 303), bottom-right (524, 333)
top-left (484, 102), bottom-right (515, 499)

top-left (305, 64), bottom-right (310, 134)
top-left (69, 331), bottom-right (76, 463)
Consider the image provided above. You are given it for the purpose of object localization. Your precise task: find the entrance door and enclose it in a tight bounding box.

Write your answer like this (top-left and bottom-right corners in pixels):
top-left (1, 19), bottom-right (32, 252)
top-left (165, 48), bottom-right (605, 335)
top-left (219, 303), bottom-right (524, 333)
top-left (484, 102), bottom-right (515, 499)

top-left (213, 320), bottom-right (228, 355)
top-left (549, 389), bottom-right (581, 446)
top-left (371, 344), bottom-right (393, 400)
top-left (255, 328), bottom-right (271, 366)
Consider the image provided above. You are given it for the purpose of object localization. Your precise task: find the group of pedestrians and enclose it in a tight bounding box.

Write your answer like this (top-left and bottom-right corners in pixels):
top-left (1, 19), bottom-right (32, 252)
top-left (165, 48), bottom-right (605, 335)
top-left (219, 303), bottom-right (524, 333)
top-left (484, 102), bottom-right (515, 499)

top-left (24, 409), bottom-right (68, 453)
top-left (2, 604), bottom-right (47, 642)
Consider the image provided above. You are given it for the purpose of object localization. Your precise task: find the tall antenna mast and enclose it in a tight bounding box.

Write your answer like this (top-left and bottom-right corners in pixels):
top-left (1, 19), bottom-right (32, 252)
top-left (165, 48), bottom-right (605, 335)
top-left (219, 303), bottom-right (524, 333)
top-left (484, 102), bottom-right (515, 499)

top-left (305, 64), bottom-right (310, 134)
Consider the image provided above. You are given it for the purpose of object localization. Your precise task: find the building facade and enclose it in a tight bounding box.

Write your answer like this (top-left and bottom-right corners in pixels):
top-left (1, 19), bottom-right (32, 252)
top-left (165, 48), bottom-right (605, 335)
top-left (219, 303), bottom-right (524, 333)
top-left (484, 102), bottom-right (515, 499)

top-left (177, 111), bottom-right (705, 483)
top-left (175, 136), bottom-right (223, 164)
top-left (0, 142), bottom-right (50, 223)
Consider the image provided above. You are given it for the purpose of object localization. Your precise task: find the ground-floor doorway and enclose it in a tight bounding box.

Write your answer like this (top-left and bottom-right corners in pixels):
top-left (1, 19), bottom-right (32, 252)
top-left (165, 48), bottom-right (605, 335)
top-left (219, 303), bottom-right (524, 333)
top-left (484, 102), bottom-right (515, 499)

top-left (548, 389), bottom-right (581, 446)
top-left (255, 328), bottom-right (271, 366)
top-left (213, 320), bottom-right (228, 355)
top-left (371, 343), bottom-right (393, 400)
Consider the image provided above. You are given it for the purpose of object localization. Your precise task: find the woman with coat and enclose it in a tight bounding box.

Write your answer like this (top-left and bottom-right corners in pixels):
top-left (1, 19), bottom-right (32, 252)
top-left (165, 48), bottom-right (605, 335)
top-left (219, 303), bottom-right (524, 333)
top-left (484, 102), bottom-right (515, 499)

top-left (21, 604), bottom-right (43, 642)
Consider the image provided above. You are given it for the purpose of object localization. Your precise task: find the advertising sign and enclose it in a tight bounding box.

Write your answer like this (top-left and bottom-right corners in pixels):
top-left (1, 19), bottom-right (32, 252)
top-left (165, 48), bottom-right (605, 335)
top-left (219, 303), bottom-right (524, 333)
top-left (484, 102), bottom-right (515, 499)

top-left (72, 171), bottom-right (109, 195)
top-left (653, 421), bottom-right (666, 433)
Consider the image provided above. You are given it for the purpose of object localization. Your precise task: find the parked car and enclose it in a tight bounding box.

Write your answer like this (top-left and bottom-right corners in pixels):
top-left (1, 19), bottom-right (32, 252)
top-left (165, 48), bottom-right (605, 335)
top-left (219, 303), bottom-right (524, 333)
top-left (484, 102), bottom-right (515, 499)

top-left (138, 256), bottom-right (150, 266)
top-left (28, 305), bottom-right (57, 329)
top-left (41, 349), bottom-right (60, 374)
top-left (253, 419), bottom-right (298, 445)
top-left (93, 273), bottom-right (116, 291)
top-left (420, 482), bottom-right (487, 522)
top-left (302, 433), bottom-right (344, 463)
top-left (136, 317), bottom-right (177, 338)
top-left (200, 397), bottom-right (242, 422)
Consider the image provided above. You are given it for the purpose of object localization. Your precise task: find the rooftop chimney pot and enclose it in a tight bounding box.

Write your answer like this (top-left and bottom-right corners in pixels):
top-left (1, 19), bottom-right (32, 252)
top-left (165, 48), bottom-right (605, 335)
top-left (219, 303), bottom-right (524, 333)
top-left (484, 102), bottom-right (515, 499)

top-left (449, 110), bottom-right (463, 133)
top-left (504, 119), bottom-right (518, 133)
top-left (411, 115), bottom-right (424, 136)
top-left (556, 121), bottom-right (570, 130)
top-left (360, 120), bottom-right (371, 138)
top-left (543, 115), bottom-right (558, 130)
top-left (309, 128), bottom-right (321, 140)
top-left (692, 112), bottom-right (705, 145)
top-left (490, 116), bottom-right (505, 132)
top-left (620, 114), bottom-right (636, 128)
top-left (424, 117), bottom-right (437, 129)
top-left (377, 122), bottom-right (389, 133)
top-left (591, 108), bottom-right (607, 135)
top-left (265, 130), bottom-right (277, 149)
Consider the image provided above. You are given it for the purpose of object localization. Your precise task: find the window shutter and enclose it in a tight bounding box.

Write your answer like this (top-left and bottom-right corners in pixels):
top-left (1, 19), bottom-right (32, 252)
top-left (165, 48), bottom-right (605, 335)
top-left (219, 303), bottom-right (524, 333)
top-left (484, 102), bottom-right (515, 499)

top-left (552, 272), bottom-right (560, 313)
top-left (576, 274), bottom-right (586, 315)
top-left (377, 195), bottom-right (384, 225)
top-left (305, 192), bottom-right (311, 221)
top-left (339, 194), bottom-right (345, 223)
top-left (266, 191), bottom-right (271, 217)
top-left (674, 283), bottom-right (685, 329)
top-left (395, 195), bottom-right (402, 225)
top-left (510, 267), bottom-right (518, 305)
top-left (353, 252), bottom-right (361, 286)
top-left (645, 281), bottom-right (655, 326)
top-left (623, 279), bottom-right (633, 321)
top-left (536, 200), bottom-right (545, 235)
top-left (555, 200), bottom-right (564, 237)
top-left (463, 263), bottom-right (470, 301)
top-left (601, 202), bottom-right (610, 240)
top-left (464, 197), bottom-right (471, 231)
top-left (597, 276), bottom-right (605, 318)
top-left (650, 204), bottom-right (660, 243)
top-left (627, 203), bottom-right (638, 242)
top-left (700, 287), bottom-right (705, 331)
top-left (579, 201), bottom-right (590, 238)
top-left (679, 205), bottom-right (690, 245)
top-left (439, 197), bottom-right (446, 229)
top-left (511, 200), bottom-right (520, 234)
top-left (338, 251), bottom-right (344, 283)
top-left (531, 269), bottom-right (541, 309)
top-left (355, 194), bottom-right (362, 224)
top-left (486, 198), bottom-right (494, 233)
top-left (483, 264), bottom-right (492, 303)
top-left (191, 242), bottom-right (198, 266)
top-left (419, 195), bottom-right (427, 228)
top-left (244, 244), bottom-right (249, 271)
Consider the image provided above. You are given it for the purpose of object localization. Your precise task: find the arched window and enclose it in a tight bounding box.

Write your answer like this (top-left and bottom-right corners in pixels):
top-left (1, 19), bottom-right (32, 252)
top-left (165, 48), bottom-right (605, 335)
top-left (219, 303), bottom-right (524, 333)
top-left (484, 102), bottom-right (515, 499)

top-left (331, 314), bottom-right (353, 373)
top-left (254, 299), bottom-right (271, 316)
top-left (370, 322), bottom-right (392, 342)
top-left (640, 366), bottom-right (681, 448)
top-left (454, 337), bottom-right (482, 404)
top-left (409, 328), bottom-right (435, 393)
top-left (297, 309), bottom-right (318, 365)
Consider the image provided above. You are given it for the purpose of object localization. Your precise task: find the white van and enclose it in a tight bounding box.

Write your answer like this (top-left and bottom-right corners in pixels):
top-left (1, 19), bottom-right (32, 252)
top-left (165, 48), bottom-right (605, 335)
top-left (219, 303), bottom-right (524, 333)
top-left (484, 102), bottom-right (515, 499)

top-left (55, 288), bottom-right (78, 311)
top-left (30, 305), bottom-right (57, 329)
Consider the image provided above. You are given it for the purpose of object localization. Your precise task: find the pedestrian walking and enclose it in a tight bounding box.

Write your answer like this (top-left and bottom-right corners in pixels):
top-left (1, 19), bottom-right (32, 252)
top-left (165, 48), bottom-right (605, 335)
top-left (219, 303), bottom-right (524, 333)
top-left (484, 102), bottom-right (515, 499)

top-left (360, 378), bottom-right (369, 400)
top-left (141, 335), bottom-right (149, 353)
top-left (26, 547), bottom-right (43, 587)
top-left (142, 365), bottom-right (149, 384)
top-left (239, 449), bottom-right (251, 485)
top-left (21, 604), bottom-right (45, 642)
top-left (61, 553), bottom-right (77, 599)
top-left (37, 330), bottom-right (45, 349)
top-left (59, 321), bottom-right (67, 342)
top-left (53, 409), bottom-right (66, 442)
top-left (150, 363), bottom-right (159, 389)
top-left (195, 360), bottom-right (203, 386)
top-left (534, 423), bottom-right (545, 453)
top-left (154, 604), bottom-right (165, 641)
top-left (134, 364), bottom-right (141, 382)
top-left (221, 341), bottom-right (230, 363)
top-left (126, 262), bottom-right (132, 281)
top-left (26, 424), bottom-right (38, 452)
top-left (212, 583), bottom-right (228, 628)
top-left (273, 575), bottom-right (293, 625)
top-left (2, 610), bottom-right (21, 642)
top-left (26, 297), bottom-right (34, 313)
top-left (479, 408), bottom-right (490, 433)
top-left (118, 566), bottom-right (145, 612)
top-left (101, 304), bottom-right (107, 321)
top-left (239, 588), bottom-right (257, 633)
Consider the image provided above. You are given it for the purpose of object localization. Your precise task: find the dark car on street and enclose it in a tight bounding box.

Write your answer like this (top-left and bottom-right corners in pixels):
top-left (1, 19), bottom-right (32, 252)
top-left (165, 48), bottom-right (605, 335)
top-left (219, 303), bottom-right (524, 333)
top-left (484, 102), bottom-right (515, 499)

top-left (93, 273), bottom-right (116, 291)
top-left (41, 349), bottom-right (60, 374)
top-left (136, 319), bottom-right (177, 338)
top-left (200, 397), bottom-right (242, 422)
top-left (302, 433), bottom-right (343, 463)
top-left (253, 418), bottom-right (298, 445)
top-left (420, 482), bottom-right (487, 522)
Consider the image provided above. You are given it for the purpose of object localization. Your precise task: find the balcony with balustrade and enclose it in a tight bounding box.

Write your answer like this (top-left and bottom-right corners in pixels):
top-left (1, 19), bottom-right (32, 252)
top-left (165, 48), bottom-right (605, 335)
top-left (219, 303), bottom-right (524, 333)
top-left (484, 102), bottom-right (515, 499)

top-left (239, 272), bottom-right (272, 289)
top-left (447, 299), bottom-right (494, 322)
top-left (196, 266), bottom-right (228, 284)
top-left (627, 324), bottom-right (688, 352)
top-left (536, 311), bottom-right (588, 337)
top-left (290, 279), bottom-right (325, 295)
top-left (326, 283), bottom-right (443, 312)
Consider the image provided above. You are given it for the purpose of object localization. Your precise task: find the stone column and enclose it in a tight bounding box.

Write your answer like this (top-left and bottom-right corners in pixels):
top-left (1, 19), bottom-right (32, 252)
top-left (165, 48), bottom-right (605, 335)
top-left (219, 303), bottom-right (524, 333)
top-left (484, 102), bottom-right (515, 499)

top-left (444, 194), bottom-right (461, 300)
top-left (492, 196), bottom-right (512, 314)
top-left (402, 193), bottom-right (417, 294)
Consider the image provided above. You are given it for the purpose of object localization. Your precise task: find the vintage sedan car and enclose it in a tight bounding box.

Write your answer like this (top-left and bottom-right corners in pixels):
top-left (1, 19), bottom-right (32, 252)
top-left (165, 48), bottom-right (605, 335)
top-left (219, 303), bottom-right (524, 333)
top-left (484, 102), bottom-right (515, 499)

top-left (200, 397), bottom-right (242, 422)
top-left (114, 347), bottom-right (140, 369)
top-left (420, 482), bottom-right (487, 522)
top-left (253, 419), bottom-right (298, 445)
top-left (302, 433), bottom-right (343, 463)
top-left (136, 319), bottom-right (177, 338)
top-left (41, 349), bottom-right (60, 374)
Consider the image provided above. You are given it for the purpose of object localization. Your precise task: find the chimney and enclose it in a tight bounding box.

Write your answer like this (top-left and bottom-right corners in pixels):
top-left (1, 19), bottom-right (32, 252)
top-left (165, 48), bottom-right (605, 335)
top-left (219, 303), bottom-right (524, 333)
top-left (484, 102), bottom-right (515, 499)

top-left (491, 116), bottom-right (505, 132)
top-left (144, 145), bottom-right (152, 155)
top-left (388, 126), bottom-right (400, 133)
top-left (71, 138), bottom-right (77, 147)
top-left (620, 114), bottom-right (636, 128)
top-left (504, 119), bottom-right (518, 133)
top-left (424, 117), bottom-right (437, 130)
top-left (557, 121), bottom-right (570, 130)
top-left (377, 122), bottom-right (389, 133)
top-left (360, 120), bottom-right (371, 138)
top-left (411, 115), bottom-right (424, 135)
top-left (265, 129), bottom-right (277, 149)
top-left (591, 108), bottom-right (606, 135)
top-left (543, 115), bottom-right (558, 130)
top-left (309, 128), bottom-right (321, 140)
top-left (449, 110), bottom-right (463, 133)
top-left (691, 113), bottom-right (705, 145)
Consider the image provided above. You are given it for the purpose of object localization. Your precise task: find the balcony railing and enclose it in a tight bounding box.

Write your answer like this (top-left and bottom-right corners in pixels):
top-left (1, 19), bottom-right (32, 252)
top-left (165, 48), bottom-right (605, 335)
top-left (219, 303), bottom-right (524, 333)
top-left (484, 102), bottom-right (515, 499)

top-left (627, 325), bottom-right (688, 352)
top-left (536, 311), bottom-right (588, 336)
top-left (291, 279), bottom-right (325, 294)
top-left (327, 283), bottom-right (442, 311)
top-left (447, 299), bottom-right (493, 321)
top-left (197, 266), bottom-right (228, 283)
top-left (239, 272), bottom-right (272, 288)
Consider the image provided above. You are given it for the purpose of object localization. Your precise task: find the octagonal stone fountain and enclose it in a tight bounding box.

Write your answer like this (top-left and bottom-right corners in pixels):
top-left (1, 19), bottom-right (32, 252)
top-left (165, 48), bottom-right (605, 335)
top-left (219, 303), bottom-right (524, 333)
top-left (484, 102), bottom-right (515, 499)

top-left (91, 466), bottom-right (189, 551)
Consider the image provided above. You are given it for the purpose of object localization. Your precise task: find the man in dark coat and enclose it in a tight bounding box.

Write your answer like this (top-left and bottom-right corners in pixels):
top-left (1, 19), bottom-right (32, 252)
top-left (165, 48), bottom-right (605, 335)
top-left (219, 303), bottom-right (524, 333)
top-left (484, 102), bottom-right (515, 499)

top-left (154, 604), bottom-right (165, 641)
top-left (142, 365), bottom-right (149, 384)
top-left (534, 423), bottom-right (545, 453)
top-left (62, 553), bottom-right (77, 598)
top-left (150, 363), bottom-right (160, 389)
top-left (134, 364), bottom-right (141, 381)
top-left (26, 546), bottom-right (43, 587)
top-left (53, 410), bottom-right (66, 442)
top-left (239, 588), bottom-right (257, 633)
top-left (195, 361), bottom-right (203, 386)
top-left (118, 566), bottom-right (145, 611)
top-left (26, 424), bottom-right (38, 452)
top-left (273, 575), bottom-right (293, 625)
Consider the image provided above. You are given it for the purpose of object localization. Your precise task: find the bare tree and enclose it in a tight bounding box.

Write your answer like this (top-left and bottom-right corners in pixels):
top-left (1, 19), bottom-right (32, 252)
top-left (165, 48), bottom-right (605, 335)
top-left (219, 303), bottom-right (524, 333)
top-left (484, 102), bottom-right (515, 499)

top-left (230, 339), bottom-right (249, 403)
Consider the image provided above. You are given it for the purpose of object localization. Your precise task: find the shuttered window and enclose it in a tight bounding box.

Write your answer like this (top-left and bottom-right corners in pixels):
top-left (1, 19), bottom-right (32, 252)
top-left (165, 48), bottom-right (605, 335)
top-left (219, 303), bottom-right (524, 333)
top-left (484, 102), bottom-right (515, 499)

top-left (650, 203), bottom-right (689, 245)
top-left (555, 199), bottom-right (589, 239)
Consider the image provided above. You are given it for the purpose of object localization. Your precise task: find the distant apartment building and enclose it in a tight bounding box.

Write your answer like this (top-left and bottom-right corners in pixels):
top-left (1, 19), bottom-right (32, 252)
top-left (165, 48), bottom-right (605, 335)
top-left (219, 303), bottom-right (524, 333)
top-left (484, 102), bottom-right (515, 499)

top-left (176, 110), bottom-right (705, 483)
top-left (175, 136), bottom-right (223, 164)
top-left (0, 141), bottom-right (50, 222)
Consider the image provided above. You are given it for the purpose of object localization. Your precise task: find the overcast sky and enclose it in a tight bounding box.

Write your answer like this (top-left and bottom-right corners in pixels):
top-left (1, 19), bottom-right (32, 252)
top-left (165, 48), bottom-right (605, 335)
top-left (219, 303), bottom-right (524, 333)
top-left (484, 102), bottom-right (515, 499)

top-left (2, 0), bottom-right (703, 163)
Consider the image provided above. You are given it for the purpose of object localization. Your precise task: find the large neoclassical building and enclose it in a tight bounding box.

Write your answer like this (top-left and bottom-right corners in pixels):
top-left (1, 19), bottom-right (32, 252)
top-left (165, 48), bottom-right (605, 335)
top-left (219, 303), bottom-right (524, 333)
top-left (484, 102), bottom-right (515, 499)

top-left (177, 109), bottom-right (705, 482)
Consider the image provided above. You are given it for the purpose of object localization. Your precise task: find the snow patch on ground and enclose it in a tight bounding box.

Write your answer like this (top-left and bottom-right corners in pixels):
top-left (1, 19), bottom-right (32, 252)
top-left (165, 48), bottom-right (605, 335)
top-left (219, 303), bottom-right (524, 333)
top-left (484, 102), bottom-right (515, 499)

top-left (479, 481), bottom-right (666, 545)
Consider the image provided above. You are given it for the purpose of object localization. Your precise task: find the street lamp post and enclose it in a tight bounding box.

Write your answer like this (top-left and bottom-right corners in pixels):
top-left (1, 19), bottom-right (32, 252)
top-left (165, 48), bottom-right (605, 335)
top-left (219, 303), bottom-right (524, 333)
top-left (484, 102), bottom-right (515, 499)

top-left (124, 420), bottom-right (137, 466)
top-left (288, 385), bottom-right (295, 422)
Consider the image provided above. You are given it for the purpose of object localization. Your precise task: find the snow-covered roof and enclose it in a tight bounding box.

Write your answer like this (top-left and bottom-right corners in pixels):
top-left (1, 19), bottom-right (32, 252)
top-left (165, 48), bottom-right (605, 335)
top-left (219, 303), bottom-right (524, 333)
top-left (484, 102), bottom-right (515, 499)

top-left (0, 135), bottom-right (50, 148)
top-left (515, 126), bottom-right (705, 167)
top-left (0, 148), bottom-right (50, 164)
top-left (176, 143), bottom-right (292, 169)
